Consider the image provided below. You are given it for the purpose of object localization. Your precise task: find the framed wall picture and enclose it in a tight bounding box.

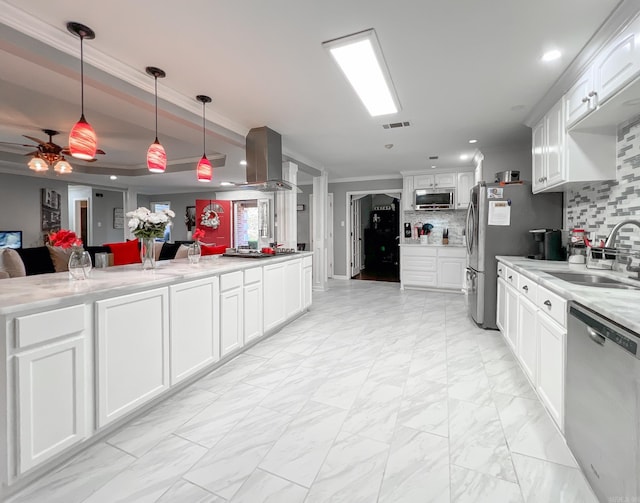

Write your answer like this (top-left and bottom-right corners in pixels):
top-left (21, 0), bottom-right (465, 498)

top-left (185, 205), bottom-right (196, 231)
top-left (113, 208), bottom-right (124, 229)
top-left (41, 188), bottom-right (61, 232)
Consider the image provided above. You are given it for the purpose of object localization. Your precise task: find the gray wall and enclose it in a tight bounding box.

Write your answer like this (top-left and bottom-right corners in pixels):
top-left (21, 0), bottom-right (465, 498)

top-left (329, 178), bottom-right (403, 277)
top-left (481, 141), bottom-right (532, 182)
top-left (92, 189), bottom-right (125, 244)
top-left (0, 172), bottom-right (70, 247)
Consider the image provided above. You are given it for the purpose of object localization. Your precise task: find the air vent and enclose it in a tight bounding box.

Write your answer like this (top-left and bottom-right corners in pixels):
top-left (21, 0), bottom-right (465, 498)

top-left (428, 156), bottom-right (439, 160)
top-left (382, 121), bottom-right (411, 129)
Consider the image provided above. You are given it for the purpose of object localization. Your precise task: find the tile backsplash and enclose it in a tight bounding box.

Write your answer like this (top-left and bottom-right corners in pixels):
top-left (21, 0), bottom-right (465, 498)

top-left (403, 210), bottom-right (467, 245)
top-left (565, 115), bottom-right (640, 254)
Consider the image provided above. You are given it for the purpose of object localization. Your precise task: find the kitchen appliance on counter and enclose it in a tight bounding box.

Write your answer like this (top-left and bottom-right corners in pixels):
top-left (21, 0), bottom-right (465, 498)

top-left (528, 229), bottom-right (564, 260)
top-left (404, 222), bottom-right (412, 238)
top-left (465, 181), bottom-right (562, 329)
top-left (566, 303), bottom-right (640, 502)
top-left (414, 188), bottom-right (455, 210)
top-left (495, 170), bottom-right (520, 182)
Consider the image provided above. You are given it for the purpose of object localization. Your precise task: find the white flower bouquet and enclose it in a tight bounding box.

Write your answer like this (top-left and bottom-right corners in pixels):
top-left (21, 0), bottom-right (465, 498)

top-left (126, 207), bottom-right (175, 239)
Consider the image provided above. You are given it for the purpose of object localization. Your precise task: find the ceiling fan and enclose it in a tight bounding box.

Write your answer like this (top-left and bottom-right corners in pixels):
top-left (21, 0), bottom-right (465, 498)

top-left (0, 129), bottom-right (106, 173)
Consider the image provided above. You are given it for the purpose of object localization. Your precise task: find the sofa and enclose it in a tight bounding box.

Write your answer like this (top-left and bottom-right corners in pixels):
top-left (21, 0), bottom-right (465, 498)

top-left (0, 239), bottom-right (221, 279)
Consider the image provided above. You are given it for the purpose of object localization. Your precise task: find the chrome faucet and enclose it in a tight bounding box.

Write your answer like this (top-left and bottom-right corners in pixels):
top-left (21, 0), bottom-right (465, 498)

top-left (604, 220), bottom-right (640, 280)
top-left (604, 220), bottom-right (640, 248)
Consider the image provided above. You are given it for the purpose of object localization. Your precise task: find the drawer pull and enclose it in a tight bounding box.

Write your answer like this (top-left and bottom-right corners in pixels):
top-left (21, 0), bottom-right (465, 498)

top-left (544, 300), bottom-right (552, 308)
top-left (522, 285), bottom-right (528, 291)
top-left (508, 275), bottom-right (513, 281)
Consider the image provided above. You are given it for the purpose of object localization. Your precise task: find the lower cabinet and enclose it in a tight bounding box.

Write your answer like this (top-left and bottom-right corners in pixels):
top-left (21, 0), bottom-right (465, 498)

top-left (496, 278), bottom-right (506, 332)
top-left (401, 246), bottom-right (466, 290)
top-left (303, 256), bottom-right (313, 309)
top-left (220, 272), bottom-right (244, 357)
top-left (244, 268), bottom-right (263, 343)
top-left (13, 305), bottom-right (88, 474)
top-left (284, 259), bottom-right (302, 319)
top-left (95, 288), bottom-right (170, 428)
top-left (263, 263), bottom-right (286, 332)
top-left (170, 277), bottom-right (219, 385)
top-left (517, 296), bottom-right (538, 383)
top-left (437, 257), bottom-right (466, 290)
top-left (536, 313), bottom-right (566, 428)
top-left (15, 336), bottom-right (86, 474)
top-left (505, 283), bottom-right (519, 351)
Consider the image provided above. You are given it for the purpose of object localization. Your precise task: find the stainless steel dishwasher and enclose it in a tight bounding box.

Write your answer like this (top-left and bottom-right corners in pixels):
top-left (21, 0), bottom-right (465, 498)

top-left (566, 303), bottom-right (640, 502)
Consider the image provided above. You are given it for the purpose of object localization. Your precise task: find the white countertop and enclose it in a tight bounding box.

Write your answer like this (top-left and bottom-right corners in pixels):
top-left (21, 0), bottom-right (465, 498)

top-left (0, 252), bottom-right (312, 316)
top-left (496, 256), bottom-right (640, 333)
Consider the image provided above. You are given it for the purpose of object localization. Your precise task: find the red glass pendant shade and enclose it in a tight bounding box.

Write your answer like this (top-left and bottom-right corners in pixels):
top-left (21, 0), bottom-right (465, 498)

top-left (197, 155), bottom-right (212, 182)
top-left (69, 115), bottom-right (97, 160)
top-left (147, 139), bottom-right (166, 173)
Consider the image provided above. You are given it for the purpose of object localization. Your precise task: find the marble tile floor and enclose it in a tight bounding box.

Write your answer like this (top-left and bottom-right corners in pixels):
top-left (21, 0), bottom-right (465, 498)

top-left (9, 280), bottom-right (598, 503)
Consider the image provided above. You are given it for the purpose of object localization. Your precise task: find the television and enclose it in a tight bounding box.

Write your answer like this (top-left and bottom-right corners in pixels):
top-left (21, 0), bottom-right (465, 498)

top-left (0, 231), bottom-right (23, 249)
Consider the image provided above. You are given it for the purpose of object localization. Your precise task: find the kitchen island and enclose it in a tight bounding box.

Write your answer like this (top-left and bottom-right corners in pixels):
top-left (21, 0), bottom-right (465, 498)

top-left (0, 252), bottom-right (313, 498)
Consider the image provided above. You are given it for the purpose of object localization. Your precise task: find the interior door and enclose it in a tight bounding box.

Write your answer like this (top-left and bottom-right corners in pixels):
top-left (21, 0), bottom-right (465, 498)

top-left (351, 197), bottom-right (363, 277)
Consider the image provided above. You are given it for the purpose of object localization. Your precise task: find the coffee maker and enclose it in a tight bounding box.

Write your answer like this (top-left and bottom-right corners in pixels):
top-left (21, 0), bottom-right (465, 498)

top-left (529, 229), bottom-right (564, 260)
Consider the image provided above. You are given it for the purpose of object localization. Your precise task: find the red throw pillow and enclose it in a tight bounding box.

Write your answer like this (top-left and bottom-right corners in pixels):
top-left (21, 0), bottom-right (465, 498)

top-left (104, 239), bottom-right (141, 265)
top-left (201, 244), bottom-right (227, 256)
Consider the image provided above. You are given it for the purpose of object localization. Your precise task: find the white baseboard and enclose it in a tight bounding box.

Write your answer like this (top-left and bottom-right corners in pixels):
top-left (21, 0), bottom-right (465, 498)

top-left (331, 275), bottom-right (349, 280)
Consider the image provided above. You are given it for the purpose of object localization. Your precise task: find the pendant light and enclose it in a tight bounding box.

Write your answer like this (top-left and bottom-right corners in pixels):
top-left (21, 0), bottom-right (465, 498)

top-left (196, 95), bottom-right (213, 183)
top-left (67, 22), bottom-right (98, 161)
top-left (145, 66), bottom-right (167, 173)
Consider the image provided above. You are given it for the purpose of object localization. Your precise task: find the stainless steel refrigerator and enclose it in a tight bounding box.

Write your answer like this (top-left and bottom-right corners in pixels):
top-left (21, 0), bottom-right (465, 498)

top-left (465, 181), bottom-right (562, 329)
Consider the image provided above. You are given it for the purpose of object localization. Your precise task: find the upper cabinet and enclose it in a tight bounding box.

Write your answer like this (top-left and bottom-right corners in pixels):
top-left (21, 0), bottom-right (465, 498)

top-left (531, 98), bottom-right (615, 193)
top-left (402, 169), bottom-right (475, 210)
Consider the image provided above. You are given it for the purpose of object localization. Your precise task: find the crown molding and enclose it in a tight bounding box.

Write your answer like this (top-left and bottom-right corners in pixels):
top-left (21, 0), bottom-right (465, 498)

top-left (328, 174), bottom-right (403, 184)
top-left (0, 1), bottom-right (249, 138)
top-left (525, 0), bottom-right (640, 127)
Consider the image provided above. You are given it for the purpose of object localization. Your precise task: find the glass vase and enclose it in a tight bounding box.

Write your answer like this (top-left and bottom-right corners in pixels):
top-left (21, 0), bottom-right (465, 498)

top-left (68, 246), bottom-right (92, 280)
top-left (140, 237), bottom-right (156, 270)
top-left (188, 241), bottom-right (201, 264)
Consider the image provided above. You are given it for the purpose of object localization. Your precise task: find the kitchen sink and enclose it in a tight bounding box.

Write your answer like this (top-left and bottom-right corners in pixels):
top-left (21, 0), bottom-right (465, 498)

top-left (546, 271), bottom-right (640, 290)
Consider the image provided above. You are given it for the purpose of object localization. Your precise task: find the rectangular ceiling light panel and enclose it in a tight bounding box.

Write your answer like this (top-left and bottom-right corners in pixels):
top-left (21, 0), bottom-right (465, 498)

top-left (323, 29), bottom-right (400, 117)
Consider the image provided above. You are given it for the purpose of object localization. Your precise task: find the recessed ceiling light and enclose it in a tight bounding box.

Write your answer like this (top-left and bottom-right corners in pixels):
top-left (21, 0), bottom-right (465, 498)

top-left (384, 143), bottom-right (394, 149)
top-left (322, 29), bottom-right (400, 117)
top-left (541, 50), bottom-right (561, 62)
top-left (220, 181), bottom-right (235, 186)
top-left (431, 165), bottom-right (437, 169)
top-left (239, 160), bottom-right (247, 166)
top-left (109, 175), bottom-right (117, 180)
top-left (460, 154), bottom-right (469, 161)
top-left (468, 139), bottom-right (478, 144)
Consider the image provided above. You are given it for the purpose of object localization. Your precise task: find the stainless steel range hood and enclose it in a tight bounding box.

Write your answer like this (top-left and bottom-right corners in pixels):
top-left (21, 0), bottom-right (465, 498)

top-left (242, 126), bottom-right (293, 191)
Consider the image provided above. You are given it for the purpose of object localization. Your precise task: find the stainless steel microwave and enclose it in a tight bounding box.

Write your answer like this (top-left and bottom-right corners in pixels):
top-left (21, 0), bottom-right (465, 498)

top-left (414, 188), bottom-right (455, 210)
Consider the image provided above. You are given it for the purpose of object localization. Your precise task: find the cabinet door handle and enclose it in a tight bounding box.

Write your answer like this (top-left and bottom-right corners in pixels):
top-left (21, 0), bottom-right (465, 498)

top-left (588, 91), bottom-right (597, 98)
top-left (581, 96), bottom-right (590, 103)
top-left (508, 275), bottom-right (513, 280)
top-left (522, 285), bottom-right (528, 291)
top-left (544, 300), bottom-right (552, 307)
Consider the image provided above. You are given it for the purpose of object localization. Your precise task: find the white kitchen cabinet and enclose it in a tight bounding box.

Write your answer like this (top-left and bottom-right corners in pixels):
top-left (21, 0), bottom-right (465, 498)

top-left (505, 282), bottom-right (519, 351)
top-left (593, 16), bottom-right (640, 106)
top-left (437, 257), bottom-right (465, 290)
top-left (303, 256), bottom-right (313, 309)
top-left (434, 172), bottom-right (456, 188)
top-left (15, 336), bottom-right (86, 473)
top-left (244, 268), bottom-right (263, 343)
top-left (402, 175), bottom-right (414, 211)
top-left (532, 97), bottom-right (615, 193)
top-left (220, 271), bottom-right (244, 357)
top-left (456, 171), bottom-right (475, 208)
top-left (564, 68), bottom-right (595, 127)
top-left (263, 262), bottom-right (285, 332)
top-left (414, 174), bottom-right (434, 189)
top-left (169, 277), bottom-right (219, 384)
top-left (531, 120), bottom-right (546, 193)
top-left (496, 278), bottom-right (506, 333)
top-left (401, 246), bottom-right (465, 291)
top-left (284, 259), bottom-right (302, 319)
top-left (536, 312), bottom-right (566, 429)
top-left (517, 295), bottom-right (538, 384)
top-left (95, 288), bottom-right (170, 428)
top-left (544, 99), bottom-right (565, 187)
